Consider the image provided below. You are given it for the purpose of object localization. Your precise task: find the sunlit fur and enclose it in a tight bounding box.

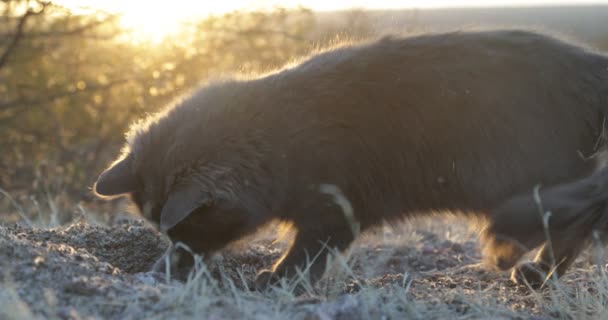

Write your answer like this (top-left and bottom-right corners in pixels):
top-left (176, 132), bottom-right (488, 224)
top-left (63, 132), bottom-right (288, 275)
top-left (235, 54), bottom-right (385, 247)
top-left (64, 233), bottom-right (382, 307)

top-left (96, 29), bottom-right (608, 286)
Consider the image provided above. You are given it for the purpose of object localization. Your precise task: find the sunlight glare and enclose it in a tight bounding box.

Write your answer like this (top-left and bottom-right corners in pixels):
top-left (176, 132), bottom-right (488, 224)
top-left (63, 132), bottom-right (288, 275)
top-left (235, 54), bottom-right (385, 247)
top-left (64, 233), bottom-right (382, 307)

top-left (58, 0), bottom-right (253, 43)
top-left (57, 0), bottom-right (601, 43)
top-left (117, 3), bottom-right (187, 43)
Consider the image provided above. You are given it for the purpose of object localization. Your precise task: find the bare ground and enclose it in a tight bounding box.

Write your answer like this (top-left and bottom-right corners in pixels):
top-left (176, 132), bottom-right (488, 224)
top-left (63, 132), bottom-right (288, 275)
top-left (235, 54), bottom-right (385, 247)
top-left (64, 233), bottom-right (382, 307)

top-left (1, 216), bottom-right (607, 320)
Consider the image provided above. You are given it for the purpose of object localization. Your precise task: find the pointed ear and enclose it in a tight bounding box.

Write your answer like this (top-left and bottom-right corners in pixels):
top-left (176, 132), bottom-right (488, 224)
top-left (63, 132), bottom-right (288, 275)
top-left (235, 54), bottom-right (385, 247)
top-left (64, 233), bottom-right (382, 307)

top-left (94, 157), bottom-right (137, 196)
top-left (160, 182), bottom-right (211, 232)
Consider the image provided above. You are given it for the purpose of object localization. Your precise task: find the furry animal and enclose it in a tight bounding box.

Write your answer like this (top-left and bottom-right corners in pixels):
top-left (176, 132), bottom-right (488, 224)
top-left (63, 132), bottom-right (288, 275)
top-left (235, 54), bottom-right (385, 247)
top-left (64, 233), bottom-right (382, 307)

top-left (94, 30), bottom-right (608, 288)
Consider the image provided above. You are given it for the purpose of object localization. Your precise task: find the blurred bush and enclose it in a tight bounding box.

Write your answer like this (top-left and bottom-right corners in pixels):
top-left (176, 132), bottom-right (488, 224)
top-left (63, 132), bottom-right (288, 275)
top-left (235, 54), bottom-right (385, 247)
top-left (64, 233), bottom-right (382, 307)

top-left (0, 1), bottom-right (376, 222)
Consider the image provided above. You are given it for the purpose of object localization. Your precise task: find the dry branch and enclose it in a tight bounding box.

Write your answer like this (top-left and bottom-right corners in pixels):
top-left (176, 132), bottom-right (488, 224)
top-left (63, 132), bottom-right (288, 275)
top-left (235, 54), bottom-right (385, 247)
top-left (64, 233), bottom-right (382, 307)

top-left (0, 1), bottom-right (49, 69)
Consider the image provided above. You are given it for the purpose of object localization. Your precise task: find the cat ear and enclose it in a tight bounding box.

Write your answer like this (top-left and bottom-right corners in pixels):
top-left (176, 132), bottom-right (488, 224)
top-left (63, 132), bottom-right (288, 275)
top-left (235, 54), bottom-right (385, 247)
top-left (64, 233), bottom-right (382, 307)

top-left (160, 182), bottom-right (210, 232)
top-left (94, 157), bottom-right (137, 196)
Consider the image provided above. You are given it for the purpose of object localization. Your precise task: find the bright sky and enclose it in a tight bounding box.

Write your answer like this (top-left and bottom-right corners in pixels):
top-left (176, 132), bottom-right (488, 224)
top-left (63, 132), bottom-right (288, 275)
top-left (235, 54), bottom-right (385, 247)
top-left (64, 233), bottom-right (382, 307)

top-left (58, 0), bottom-right (608, 42)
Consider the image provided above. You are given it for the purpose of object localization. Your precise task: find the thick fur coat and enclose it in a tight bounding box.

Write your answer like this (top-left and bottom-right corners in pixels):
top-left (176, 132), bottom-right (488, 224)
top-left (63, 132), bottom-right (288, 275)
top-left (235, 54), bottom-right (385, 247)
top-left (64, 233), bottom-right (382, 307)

top-left (95, 30), bottom-right (608, 287)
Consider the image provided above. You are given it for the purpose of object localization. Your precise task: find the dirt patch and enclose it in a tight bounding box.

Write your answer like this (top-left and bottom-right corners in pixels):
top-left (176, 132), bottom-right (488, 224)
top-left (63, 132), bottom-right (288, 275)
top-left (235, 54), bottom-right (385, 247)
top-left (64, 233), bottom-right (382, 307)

top-left (0, 218), bottom-right (605, 319)
top-left (6, 220), bottom-right (169, 273)
top-left (0, 221), bottom-right (171, 319)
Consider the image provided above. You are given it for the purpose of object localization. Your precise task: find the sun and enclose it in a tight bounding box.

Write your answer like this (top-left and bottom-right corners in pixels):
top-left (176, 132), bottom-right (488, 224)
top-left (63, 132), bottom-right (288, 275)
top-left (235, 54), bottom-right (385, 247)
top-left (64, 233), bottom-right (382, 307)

top-left (56, 0), bottom-right (253, 43)
top-left (116, 3), bottom-right (190, 43)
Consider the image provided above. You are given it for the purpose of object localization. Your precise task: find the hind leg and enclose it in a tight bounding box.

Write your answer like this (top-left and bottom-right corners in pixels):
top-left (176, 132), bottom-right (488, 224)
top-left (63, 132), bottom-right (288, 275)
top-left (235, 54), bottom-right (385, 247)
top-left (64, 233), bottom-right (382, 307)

top-left (480, 221), bottom-right (534, 271)
top-left (481, 194), bottom-right (549, 272)
top-left (483, 221), bottom-right (589, 288)
top-left (511, 234), bottom-right (588, 287)
top-left (482, 174), bottom-right (608, 287)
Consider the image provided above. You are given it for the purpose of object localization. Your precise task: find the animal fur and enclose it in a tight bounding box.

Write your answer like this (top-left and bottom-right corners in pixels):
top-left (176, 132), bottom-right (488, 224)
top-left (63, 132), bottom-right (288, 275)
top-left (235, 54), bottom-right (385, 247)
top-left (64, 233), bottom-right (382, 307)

top-left (94, 30), bottom-right (608, 287)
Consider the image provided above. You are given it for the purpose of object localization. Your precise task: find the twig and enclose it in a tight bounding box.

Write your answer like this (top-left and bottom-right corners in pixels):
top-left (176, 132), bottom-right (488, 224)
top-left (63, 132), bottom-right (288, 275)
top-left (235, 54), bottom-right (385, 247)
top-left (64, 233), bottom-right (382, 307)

top-left (0, 1), bottom-right (49, 69)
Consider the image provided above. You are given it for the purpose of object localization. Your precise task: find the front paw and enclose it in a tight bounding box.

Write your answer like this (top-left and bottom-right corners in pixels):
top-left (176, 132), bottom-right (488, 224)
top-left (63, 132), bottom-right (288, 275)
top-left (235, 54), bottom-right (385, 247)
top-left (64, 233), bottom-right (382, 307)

top-left (254, 269), bottom-right (278, 291)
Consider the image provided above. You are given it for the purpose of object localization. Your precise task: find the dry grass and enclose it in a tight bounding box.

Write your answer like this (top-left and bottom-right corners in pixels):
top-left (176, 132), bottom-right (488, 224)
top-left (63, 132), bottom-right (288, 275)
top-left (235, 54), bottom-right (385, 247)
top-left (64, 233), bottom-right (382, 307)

top-left (1, 192), bottom-right (608, 319)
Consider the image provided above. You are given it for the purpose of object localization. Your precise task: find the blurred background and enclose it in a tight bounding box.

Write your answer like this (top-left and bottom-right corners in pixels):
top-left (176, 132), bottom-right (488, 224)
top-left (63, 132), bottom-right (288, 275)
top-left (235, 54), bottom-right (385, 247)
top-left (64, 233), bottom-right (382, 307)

top-left (1, 0), bottom-right (608, 224)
